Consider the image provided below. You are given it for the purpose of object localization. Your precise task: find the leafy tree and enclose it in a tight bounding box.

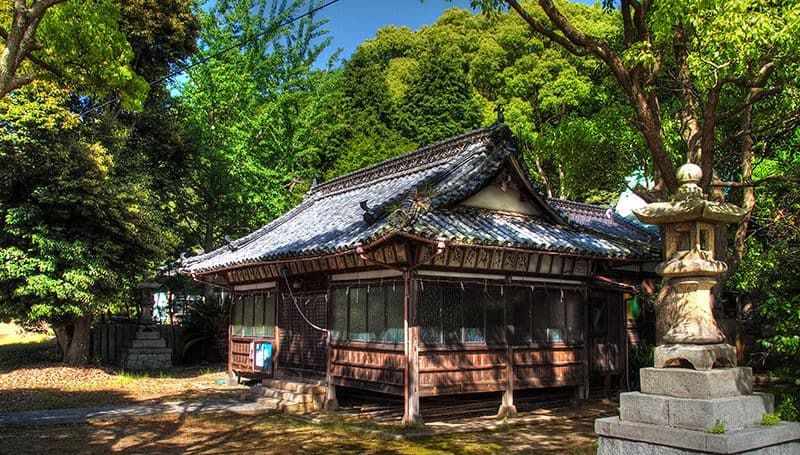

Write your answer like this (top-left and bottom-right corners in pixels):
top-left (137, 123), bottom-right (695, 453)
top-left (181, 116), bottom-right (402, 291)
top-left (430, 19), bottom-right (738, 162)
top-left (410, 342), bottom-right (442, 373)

top-left (0, 0), bottom-right (198, 364)
top-left (0, 0), bottom-right (148, 109)
top-left (176, 0), bottom-right (334, 253)
top-left (326, 5), bottom-right (640, 202)
top-left (729, 130), bottom-right (800, 383)
top-left (0, 82), bottom-right (170, 363)
top-left (462, 1), bottom-right (800, 308)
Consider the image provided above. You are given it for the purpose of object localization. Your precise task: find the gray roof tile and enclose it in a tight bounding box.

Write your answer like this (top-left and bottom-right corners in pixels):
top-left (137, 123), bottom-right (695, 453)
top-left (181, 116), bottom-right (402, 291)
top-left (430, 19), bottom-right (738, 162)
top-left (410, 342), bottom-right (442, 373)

top-left (182, 126), bottom-right (656, 274)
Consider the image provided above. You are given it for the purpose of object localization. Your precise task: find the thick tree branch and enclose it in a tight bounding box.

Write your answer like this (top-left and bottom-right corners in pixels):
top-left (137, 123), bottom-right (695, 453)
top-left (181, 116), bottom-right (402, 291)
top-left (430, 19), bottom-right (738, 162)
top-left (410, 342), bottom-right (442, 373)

top-left (0, 0), bottom-right (68, 98)
top-left (699, 79), bottom-right (722, 189)
top-left (711, 175), bottom-right (800, 188)
top-left (717, 86), bottom-right (783, 122)
top-left (620, 0), bottom-right (634, 46)
top-left (505, 0), bottom-right (589, 56)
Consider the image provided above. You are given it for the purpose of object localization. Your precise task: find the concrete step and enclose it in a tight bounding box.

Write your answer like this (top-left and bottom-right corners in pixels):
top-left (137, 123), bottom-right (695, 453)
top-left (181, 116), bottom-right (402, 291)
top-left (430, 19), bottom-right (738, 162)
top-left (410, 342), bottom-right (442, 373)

top-left (129, 340), bottom-right (169, 349)
top-left (261, 378), bottom-right (327, 395)
top-left (134, 331), bottom-right (164, 340)
top-left (124, 347), bottom-right (172, 355)
top-left (254, 396), bottom-right (321, 413)
top-left (251, 386), bottom-right (324, 404)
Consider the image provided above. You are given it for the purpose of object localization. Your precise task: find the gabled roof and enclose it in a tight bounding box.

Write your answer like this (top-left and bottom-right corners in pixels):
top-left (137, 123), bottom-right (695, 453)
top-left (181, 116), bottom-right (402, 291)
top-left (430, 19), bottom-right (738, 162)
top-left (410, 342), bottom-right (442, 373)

top-left (182, 125), bottom-right (656, 275)
top-left (548, 198), bottom-right (661, 253)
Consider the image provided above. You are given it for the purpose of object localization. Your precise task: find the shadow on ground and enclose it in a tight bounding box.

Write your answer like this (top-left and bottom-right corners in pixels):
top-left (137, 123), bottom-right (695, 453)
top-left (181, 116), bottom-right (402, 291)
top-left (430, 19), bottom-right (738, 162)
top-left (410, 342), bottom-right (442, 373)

top-left (0, 400), bottom-right (614, 454)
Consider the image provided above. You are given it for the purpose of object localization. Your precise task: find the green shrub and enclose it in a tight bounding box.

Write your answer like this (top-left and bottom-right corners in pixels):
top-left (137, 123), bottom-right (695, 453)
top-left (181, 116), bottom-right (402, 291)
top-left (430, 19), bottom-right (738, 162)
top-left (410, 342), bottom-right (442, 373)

top-left (761, 413), bottom-right (782, 426)
top-left (777, 394), bottom-right (799, 422)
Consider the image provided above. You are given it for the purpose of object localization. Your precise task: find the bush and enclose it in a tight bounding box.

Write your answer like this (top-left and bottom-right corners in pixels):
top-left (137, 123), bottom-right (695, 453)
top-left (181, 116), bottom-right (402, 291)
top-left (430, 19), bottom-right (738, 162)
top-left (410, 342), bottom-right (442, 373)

top-left (777, 393), bottom-right (799, 422)
top-left (628, 343), bottom-right (655, 390)
top-left (180, 294), bottom-right (230, 363)
top-left (761, 413), bottom-right (781, 426)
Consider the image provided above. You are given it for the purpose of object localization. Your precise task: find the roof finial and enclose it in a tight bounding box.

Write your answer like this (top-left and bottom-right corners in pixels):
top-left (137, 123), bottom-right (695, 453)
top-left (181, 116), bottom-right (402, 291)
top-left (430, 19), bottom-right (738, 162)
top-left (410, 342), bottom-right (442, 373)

top-left (494, 103), bottom-right (504, 124)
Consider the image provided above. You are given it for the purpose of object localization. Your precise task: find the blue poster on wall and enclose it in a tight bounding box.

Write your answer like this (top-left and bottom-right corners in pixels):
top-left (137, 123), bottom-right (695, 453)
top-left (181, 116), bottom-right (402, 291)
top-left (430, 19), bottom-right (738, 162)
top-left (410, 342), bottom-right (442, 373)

top-left (254, 342), bottom-right (272, 371)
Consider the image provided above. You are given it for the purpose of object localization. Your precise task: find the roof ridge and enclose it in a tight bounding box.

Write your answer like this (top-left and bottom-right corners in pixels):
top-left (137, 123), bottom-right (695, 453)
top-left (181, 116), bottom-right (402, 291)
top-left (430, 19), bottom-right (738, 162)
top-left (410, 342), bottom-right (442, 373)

top-left (548, 197), bottom-right (611, 214)
top-left (308, 125), bottom-right (503, 197)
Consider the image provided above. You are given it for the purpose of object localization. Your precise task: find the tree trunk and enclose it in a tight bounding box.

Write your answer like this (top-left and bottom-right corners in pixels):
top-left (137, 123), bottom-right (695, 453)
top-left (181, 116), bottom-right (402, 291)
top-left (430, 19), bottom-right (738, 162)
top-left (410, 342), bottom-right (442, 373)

top-left (53, 314), bottom-right (92, 365)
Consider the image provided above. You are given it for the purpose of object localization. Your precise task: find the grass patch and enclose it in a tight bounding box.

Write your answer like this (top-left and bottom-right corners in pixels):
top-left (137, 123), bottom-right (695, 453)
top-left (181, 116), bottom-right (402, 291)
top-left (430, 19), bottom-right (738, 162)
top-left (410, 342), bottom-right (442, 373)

top-left (707, 419), bottom-right (726, 434)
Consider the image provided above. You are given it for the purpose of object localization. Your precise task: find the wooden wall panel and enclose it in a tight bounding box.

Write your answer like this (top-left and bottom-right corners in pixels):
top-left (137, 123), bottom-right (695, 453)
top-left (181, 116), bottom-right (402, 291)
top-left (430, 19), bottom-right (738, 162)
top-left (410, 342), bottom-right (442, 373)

top-left (417, 345), bottom-right (583, 397)
top-left (329, 344), bottom-right (404, 394)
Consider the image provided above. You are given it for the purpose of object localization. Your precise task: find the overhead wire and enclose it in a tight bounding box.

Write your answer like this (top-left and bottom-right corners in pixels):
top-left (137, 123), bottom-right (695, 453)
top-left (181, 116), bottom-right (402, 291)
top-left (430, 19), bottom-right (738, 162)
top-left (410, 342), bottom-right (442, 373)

top-left (80, 0), bottom-right (343, 116)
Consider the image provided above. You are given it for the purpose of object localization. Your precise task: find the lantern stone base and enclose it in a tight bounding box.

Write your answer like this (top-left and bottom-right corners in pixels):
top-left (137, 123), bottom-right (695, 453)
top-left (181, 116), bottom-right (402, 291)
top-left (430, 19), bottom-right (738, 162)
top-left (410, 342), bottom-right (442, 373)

top-left (655, 343), bottom-right (737, 371)
top-left (595, 368), bottom-right (800, 454)
top-left (596, 417), bottom-right (800, 454)
top-left (640, 367), bottom-right (752, 399)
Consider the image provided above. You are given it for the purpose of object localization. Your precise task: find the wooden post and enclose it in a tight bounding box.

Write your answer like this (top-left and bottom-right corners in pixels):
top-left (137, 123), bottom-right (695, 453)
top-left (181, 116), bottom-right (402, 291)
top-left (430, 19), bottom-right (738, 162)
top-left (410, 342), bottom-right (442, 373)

top-left (227, 293), bottom-right (236, 384)
top-left (272, 289), bottom-right (280, 377)
top-left (498, 344), bottom-right (517, 417)
top-left (403, 272), bottom-right (423, 426)
top-left (323, 331), bottom-right (338, 411)
top-left (580, 295), bottom-right (590, 400)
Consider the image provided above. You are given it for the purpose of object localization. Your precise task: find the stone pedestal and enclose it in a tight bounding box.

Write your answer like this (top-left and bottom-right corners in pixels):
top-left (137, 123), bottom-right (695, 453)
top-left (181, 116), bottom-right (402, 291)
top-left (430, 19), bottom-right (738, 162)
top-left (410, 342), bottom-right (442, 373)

top-left (118, 325), bottom-right (173, 370)
top-left (596, 368), bottom-right (800, 454)
top-left (655, 344), bottom-right (737, 371)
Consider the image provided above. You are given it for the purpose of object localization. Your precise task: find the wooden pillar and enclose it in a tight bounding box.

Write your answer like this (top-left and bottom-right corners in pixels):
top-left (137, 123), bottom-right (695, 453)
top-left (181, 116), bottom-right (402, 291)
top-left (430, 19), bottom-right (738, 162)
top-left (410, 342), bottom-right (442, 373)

top-left (227, 292), bottom-right (236, 384)
top-left (403, 272), bottom-right (423, 426)
top-left (323, 332), bottom-right (338, 411)
top-left (579, 293), bottom-right (590, 400)
top-left (620, 293), bottom-right (629, 392)
top-left (498, 344), bottom-right (517, 417)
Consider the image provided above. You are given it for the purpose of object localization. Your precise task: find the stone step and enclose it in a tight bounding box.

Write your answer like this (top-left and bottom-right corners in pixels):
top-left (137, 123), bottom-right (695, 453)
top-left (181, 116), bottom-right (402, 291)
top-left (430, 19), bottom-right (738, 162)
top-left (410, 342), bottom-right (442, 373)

top-left (124, 347), bottom-right (172, 355)
top-left (620, 391), bottom-right (774, 432)
top-left (129, 340), bottom-right (169, 349)
top-left (261, 378), bottom-right (326, 395)
top-left (251, 386), bottom-right (324, 405)
top-left (254, 396), bottom-right (321, 413)
top-left (134, 330), bottom-right (164, 340)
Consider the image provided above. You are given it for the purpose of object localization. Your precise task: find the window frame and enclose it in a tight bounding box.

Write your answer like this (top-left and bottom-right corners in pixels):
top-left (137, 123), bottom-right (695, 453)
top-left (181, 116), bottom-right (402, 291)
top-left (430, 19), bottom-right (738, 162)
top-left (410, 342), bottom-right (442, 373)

top-left (231, 290), bottom-right (277, 338)
top-left (416, 279), bottom-right (585, 347)
top-left (329, 280), bottom-right (404, 345)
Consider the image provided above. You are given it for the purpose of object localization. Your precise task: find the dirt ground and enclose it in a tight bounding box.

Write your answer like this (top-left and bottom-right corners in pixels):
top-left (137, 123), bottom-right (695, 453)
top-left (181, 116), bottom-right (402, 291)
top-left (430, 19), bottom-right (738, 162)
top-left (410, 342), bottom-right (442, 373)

top-left (0, 333), bottom-right (246, 412)
top-left (0, 328), bottom-right (614, 453)
top-left (0, 400), bottom-right (615, 454)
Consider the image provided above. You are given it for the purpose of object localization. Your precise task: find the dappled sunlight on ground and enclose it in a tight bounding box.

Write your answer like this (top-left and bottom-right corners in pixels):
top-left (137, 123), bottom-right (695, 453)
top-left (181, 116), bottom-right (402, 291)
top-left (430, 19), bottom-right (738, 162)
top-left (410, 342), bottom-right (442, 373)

top-left (0, 401), bottom-right (614, 454)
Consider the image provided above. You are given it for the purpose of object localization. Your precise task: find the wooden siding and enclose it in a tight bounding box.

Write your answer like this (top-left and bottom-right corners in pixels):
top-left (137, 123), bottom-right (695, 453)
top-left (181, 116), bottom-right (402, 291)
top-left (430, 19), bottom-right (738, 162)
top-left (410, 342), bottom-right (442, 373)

top-left (277, 293), bottom-right (328, 375)
top-left (418, 344), bottom-right (583, 397)
top-left (329, 343), bottom-right (405, 395)
top-left (230, 336), bottom-right (274, 374)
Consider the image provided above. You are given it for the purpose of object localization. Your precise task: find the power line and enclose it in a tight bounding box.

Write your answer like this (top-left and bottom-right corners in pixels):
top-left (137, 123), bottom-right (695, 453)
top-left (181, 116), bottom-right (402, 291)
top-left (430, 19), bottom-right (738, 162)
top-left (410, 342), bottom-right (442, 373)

top-left (81, 0), bottom-right (342, 116)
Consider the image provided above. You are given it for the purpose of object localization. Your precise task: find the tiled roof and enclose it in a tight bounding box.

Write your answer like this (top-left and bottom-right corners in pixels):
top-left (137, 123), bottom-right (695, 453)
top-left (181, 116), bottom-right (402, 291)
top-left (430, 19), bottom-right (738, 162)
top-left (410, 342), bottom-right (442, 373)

top-left (548, 198), bottom-right (660, 256)
top-left (182, 125), bottom-right (656, 274)
top-left (410, 207), bottom-right (640, 257)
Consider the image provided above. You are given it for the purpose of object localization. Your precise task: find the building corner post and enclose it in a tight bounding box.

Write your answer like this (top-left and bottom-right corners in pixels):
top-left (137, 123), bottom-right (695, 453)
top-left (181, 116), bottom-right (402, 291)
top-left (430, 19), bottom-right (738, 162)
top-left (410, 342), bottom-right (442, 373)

top-left (403, 272), bottom-right (423, 426)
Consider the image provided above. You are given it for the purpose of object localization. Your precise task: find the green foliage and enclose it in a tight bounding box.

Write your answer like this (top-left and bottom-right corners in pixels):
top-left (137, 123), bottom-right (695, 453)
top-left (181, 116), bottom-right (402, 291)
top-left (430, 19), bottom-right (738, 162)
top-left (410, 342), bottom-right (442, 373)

top-left (761, 413), bottom-right (782, 426)
top-left (777, 394), bottom-right (799, 422)
top-left (180, 295), bottom-right (230, 361)
top-left (0, 0), bottom-right (197, 363)
top-left (0, 0), bottom-right (150, 110)
top-left (175, 0), bottom-right (335, 252)
top-left (324, 2), bottom-right (640, 201)
top-left (730, 131), bottom-right (800, 385)
top-left (0, 81), bottom-right (171, 329)
top-left (707, 419), bottom-right (726, 434)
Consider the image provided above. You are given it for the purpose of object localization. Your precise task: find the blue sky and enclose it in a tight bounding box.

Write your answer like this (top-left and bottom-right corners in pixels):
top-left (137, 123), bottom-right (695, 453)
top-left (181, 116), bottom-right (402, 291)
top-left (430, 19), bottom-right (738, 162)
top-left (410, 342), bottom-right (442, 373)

top-left (314, 0), bottom-right (596, 68)
top-left (315, 0), bottom-right (475, 68)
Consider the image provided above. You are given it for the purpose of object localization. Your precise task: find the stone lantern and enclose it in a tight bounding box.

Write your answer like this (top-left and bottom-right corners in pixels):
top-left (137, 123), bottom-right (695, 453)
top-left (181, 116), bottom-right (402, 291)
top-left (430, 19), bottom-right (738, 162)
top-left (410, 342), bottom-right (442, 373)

top-left (595, 164), bottom-right (800, 454)
top-left (632, 163), bottom-right (747, 370)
